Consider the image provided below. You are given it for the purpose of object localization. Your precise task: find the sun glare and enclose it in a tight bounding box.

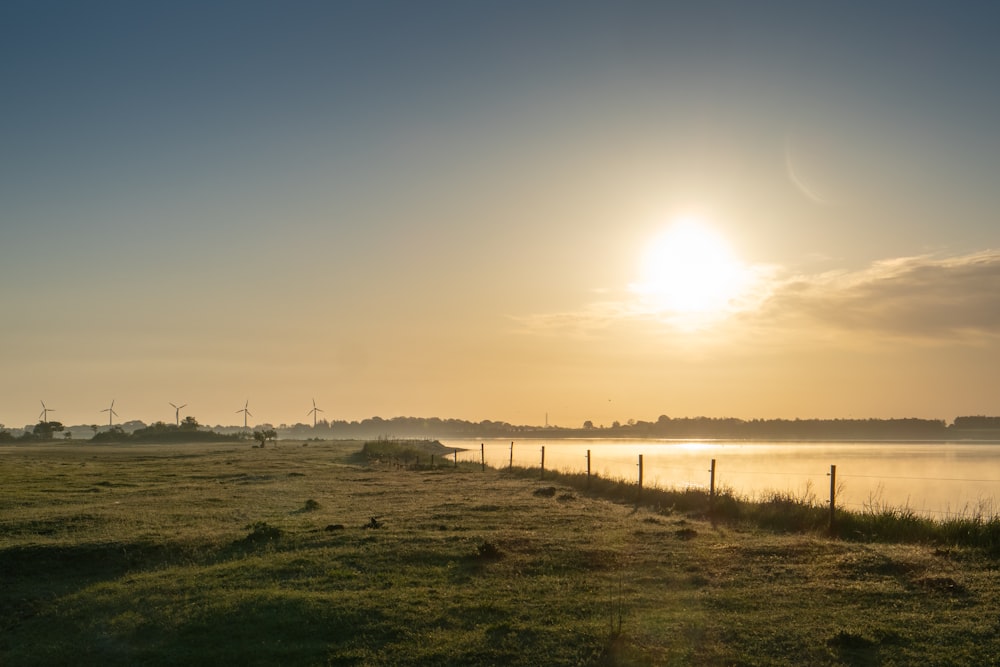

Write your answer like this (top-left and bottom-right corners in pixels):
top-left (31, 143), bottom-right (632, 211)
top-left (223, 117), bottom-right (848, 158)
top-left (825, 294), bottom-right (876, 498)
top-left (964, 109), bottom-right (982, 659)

top-left (632, 218), bottom-right (752, 326)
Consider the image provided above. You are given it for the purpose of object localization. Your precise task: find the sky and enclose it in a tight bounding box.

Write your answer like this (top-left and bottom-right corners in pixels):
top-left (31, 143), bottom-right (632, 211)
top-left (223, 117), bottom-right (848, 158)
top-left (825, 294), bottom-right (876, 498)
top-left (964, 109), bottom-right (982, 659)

top-left (3, 1), bottom-right (1000, 429)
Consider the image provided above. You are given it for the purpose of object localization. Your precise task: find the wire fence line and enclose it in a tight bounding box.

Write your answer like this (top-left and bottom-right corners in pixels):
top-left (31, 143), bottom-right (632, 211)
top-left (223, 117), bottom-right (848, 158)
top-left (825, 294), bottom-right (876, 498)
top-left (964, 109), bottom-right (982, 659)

top-left (451, 441), bottom-right (1000, 519)
top-left (840, 473), bottom-right (1000, 483)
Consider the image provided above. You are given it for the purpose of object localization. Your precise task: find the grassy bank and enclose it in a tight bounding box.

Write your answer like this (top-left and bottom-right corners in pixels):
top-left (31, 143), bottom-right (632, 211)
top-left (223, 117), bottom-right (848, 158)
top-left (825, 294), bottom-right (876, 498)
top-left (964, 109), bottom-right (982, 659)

top-left (510, 465), bottom-right (1000, 555)
top-left (2, 440), bottom-right (998, 665)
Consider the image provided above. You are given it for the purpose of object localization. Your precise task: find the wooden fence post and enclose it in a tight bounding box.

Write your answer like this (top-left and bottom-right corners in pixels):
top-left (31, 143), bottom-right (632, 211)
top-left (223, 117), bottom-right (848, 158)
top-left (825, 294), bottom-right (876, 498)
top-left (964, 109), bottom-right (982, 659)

top-left (481, 442), bottom-right (485, 471)
top-left (709, 458), bottom-right (716, 508)
top-left (430, 454), bottom-right (435, 467)
top-left (540, 445), bottom-right (545, 480)
top-left (637, 454), bottom-right (643, 501)
top-left (586, 449), bottom-right (591, 489)
top-left (453, 449), bottom-right (458, 468)
top-left (828, 464), bottom-right (837, 532)
top-left (509, 441), bottom-right (514, 470)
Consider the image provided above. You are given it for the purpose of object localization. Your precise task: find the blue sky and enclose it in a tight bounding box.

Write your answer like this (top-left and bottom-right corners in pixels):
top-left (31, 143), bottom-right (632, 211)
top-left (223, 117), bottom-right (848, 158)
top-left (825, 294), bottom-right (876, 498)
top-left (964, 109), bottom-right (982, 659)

top-left (3, 1), bottom-right (1000, 428)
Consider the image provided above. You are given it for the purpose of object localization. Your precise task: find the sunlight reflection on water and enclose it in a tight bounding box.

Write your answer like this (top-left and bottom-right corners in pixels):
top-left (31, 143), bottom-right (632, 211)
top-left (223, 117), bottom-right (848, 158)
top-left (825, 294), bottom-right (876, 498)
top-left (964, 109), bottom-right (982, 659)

top-left (442, 439), bottom-right (1000, 519)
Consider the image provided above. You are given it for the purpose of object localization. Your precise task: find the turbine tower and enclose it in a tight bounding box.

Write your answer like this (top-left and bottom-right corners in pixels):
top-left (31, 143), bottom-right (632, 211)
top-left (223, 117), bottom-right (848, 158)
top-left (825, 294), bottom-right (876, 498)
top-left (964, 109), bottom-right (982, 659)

top-left (236, 400), bottom-right (252, 430)
top-left (169, 402), bottom-right (187, 427)
top-left (307, 398), bottom-right (324, 428)
top-left (101, 399), bottom-right (118, 427)
top-left (39, 400), bottom-right (55, 423)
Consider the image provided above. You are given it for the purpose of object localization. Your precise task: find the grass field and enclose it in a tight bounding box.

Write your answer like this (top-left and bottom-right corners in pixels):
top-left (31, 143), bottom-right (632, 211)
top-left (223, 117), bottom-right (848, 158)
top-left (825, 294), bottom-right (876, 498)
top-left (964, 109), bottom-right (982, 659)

top-left (2, 440), bottom-right (998, 666)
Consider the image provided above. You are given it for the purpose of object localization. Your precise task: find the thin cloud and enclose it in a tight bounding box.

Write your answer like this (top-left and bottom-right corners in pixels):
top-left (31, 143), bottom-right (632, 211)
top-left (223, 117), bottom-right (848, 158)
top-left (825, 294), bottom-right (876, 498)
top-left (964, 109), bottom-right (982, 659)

top-left (511, 299), bottom-right (635, 337)
top-left (761, 251), bottom-right (1000, 341)
top-left (512, 263), bottom-right (780, 336)
top-left (514, 251), bottom-right (1000, 344)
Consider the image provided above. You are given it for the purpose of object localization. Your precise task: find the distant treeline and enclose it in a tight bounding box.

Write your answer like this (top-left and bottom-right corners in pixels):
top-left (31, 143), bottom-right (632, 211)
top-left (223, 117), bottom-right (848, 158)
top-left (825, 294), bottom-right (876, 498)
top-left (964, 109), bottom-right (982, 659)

top-left (0, 420), bottom-right (243, 443)
top-left (6, 414), bottom-right (1000, 443)
top-left (91, 422), bottom-right (243, 443)
top-left (274, 415), bottom-right (1000, 441)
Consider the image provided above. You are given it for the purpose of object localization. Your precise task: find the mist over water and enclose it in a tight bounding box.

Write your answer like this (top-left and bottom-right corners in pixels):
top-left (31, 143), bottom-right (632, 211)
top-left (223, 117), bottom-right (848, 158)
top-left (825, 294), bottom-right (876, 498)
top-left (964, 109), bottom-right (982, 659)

top-left (444, 439), bottom-right (1000, 519)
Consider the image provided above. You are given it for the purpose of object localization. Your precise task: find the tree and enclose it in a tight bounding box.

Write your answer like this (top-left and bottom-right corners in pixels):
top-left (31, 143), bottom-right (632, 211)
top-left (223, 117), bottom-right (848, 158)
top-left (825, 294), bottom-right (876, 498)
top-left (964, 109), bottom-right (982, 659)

top-left (253, 428), bottom-right (277, 447)
top-left (91, 425), bottom-right (128, 442)
top-left (180, 415), bottom-right (199, 430)
top-left (33, 421), bottom-right (64, 440)
top-left (583, 420), bottom-right (594, 429)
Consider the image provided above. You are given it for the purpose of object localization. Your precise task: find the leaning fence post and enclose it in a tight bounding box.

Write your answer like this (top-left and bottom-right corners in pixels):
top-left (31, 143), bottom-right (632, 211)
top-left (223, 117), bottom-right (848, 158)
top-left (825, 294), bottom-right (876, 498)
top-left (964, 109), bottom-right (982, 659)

top-left (586, 449), bottom-right (591, 489)
top-left (828, 464), bottom-right (837, 532)
top-left (509, 441), bottom-right (514, 470)
top-left (540, 445), bottom-right (545, 480)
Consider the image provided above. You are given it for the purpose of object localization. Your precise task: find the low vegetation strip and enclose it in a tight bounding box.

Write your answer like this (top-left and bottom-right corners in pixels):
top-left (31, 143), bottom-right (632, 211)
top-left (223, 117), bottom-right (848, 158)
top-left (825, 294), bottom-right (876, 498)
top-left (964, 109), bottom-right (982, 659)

top-left (1, 441), bottom-right (998, 665)
top-left (505, 465), bottom-right (1000, 555)
top-left (358, 438), bottom-right (460, 466)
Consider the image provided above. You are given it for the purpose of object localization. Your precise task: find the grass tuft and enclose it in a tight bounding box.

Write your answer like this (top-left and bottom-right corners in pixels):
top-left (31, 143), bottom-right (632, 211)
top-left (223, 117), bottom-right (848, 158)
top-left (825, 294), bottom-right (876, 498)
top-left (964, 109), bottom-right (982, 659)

top-left (302, 498), bottom-right (320, 512)
top-left (241, 521), bottom-right (282, 545)
top-left (475, 541), bottom-right (503, 560)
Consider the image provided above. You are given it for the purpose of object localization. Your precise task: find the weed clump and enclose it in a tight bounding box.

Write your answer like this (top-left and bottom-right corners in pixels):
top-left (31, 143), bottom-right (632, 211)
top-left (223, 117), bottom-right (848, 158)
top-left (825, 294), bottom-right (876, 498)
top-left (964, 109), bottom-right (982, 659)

top-left (302, 499), bottom-right (320, 512)
top-left (241, 521), bottom-right (282, 545)
top-left (827, 629), bottom-right (878, 650)
top-left (475, 541), bottom-right (503, 560)
top-left (533, 486), bottom-right (557, 497)
top-left (675, 528), bottom-right (698, 540)
top-left (913, 575), bottom-right (966, 595)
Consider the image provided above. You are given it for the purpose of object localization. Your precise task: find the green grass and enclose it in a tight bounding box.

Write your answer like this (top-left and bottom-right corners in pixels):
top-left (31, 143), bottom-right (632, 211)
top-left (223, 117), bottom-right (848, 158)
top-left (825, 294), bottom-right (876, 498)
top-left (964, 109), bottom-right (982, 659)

top-left (2, 440), bottom-right (999, 665)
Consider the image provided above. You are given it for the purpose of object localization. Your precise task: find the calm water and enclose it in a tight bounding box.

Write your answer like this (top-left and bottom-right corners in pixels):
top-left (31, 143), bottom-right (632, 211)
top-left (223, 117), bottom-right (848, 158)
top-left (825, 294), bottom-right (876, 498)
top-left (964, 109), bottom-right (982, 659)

top-left (441, 439), bottom-right (1000, 519)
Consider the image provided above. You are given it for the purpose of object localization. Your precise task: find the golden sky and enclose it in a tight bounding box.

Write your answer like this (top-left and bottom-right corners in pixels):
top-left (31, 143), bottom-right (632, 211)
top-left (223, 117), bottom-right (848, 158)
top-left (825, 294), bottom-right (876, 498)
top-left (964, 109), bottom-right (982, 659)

top-left (3, 3), bottom-right (999, 428)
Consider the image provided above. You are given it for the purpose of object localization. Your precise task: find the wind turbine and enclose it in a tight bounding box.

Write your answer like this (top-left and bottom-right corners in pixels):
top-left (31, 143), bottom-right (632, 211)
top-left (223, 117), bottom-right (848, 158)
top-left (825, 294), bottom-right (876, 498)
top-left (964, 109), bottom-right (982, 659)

top-left (307, 398), bottom-right (324, 428)
top-left (169, 402), bottom-right (187, 426)
top-left (236, 400), bottom-right (252, 430)
top-left (101, 399), bottom-right (118, 427)
top-left (39, 400), bottom-right (55, 423)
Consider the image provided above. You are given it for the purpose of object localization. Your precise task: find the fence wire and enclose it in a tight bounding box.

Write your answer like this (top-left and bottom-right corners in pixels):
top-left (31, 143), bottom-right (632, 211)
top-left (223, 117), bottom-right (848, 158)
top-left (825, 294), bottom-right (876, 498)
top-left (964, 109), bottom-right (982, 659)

top-left (465, 442), bottom-right (1000, 518)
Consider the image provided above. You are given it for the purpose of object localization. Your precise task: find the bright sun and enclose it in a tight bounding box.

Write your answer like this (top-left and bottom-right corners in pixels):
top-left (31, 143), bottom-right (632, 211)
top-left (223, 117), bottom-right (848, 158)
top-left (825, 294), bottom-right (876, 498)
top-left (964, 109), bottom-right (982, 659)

top-left (631, 218), bottom-right (751, 324)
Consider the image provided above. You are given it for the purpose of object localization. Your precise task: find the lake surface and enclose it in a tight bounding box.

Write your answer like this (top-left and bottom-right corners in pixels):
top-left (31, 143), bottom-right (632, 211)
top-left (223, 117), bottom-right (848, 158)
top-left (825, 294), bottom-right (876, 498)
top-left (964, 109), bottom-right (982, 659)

top-left (441, 439), bottom-right (1000, 519)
